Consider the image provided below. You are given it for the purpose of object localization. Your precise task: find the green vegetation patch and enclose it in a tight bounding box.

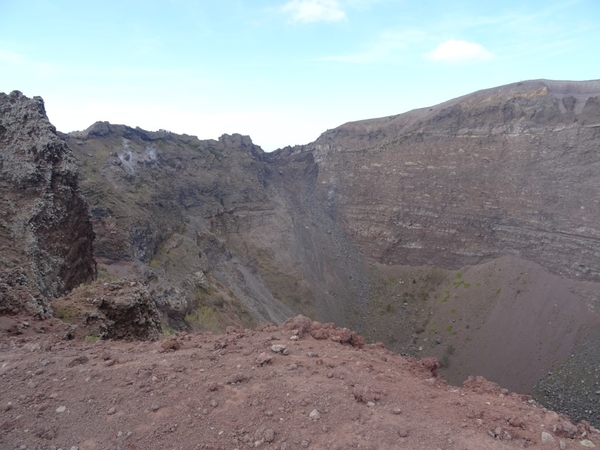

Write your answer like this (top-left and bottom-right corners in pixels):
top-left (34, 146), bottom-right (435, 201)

top-left (56, 306), bottom-right (78, 324)
top-left (162, 324), bottom-right (177, 336)
top-left (185, 305), bottom-right (217, 329)
top-left (438, 289), bottom-right (450, 303)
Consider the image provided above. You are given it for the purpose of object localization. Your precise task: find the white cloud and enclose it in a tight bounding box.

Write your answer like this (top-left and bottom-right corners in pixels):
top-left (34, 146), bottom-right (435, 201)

top-left (281, 0), bottom-right (346, 23)
top-left (425, 40), bottom-right (493, 62)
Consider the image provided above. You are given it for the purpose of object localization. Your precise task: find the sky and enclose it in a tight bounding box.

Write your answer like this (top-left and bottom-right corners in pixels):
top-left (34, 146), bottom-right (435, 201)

top-left (1, 0), bottom-right (599, 151)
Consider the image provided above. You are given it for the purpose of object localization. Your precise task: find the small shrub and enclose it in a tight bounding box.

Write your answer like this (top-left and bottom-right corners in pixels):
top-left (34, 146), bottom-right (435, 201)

top-left (440, 354), bottom-right (450, 368)
top-left (439, 290), bottom-right (450, 303)
top-left (162, 324), bottom-right (177, 336)
top-left (207, 295), bottom-right (225, 308)
top-left (56, 306), bottom-right (78, 324)
top-left (185, 305), bottom-right (216, 328)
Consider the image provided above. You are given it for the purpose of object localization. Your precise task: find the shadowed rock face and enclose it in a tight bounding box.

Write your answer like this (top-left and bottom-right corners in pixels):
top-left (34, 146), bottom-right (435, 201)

top-left (0, 91), bottom-right (96, 317)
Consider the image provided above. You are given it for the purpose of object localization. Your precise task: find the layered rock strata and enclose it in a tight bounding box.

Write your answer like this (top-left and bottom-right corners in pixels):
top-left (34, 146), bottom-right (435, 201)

top-left (275, 80), bottom-right (600, 281)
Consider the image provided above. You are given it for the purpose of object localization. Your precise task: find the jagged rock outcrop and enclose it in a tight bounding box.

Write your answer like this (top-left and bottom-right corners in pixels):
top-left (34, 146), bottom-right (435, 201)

top-left (92, 281), bottom-right (162, 340)
top-left (0, 91), bottom-right (96, 317)
top-left (52, 280), bottom-right (162, 341)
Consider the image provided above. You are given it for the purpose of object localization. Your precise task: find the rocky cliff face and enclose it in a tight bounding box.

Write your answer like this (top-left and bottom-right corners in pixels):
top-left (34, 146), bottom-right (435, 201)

top-left (65, 123), bottom-right (300, 330)
top-left (64, 120), bottom-right (372, 334)
top-left (279, 80), bottom-right (600, 281)
top-left (0, 91), bottom-right (96, 317)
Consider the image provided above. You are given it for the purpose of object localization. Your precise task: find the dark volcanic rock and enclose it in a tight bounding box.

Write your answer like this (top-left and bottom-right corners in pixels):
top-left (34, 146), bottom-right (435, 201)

top-left (89, 281), bottom-right (162, 340)
top-left (0, 91), bottom-right (96, 317)
top-left (533, 330), bottom-right (600, 427)
top-left (51, 280), bottom-right (163, 340)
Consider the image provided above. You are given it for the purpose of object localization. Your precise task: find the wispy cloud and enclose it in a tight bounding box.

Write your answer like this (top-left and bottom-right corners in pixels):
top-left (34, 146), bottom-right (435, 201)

top-left (0, 48), bottom-right (185, 81)
top-left (0, 48), bottom-right (61, 77)
top-left (0, 49), bottom-right (30, 66)
top-left (281, 0), bottom-right (346, 23)
top-left (425, 40), bottom-right (493, 62)
top-left (320, 29), bottom-right (427, 63)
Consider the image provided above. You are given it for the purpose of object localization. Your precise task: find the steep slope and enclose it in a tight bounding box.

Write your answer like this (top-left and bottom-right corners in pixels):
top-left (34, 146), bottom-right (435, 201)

top-left (0, 91), bottom-right (96, 317)
top-left (65, 125), bottom-right (287, 329)
top-left (64, 124), bottom-right (369, 335)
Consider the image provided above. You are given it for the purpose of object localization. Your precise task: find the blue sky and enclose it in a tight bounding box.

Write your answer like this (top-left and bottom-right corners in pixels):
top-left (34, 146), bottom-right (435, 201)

top-left (1, 0), bottom-right (598, 151)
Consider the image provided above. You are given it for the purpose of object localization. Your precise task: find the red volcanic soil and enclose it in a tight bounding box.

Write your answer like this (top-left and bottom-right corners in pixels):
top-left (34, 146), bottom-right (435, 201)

top-left (0, 315), bottom-right (597, 450)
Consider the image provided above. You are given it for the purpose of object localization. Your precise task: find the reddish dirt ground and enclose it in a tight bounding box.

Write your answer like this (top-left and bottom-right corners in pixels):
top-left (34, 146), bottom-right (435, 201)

top-left (0, 315), bottom-right (597, 450)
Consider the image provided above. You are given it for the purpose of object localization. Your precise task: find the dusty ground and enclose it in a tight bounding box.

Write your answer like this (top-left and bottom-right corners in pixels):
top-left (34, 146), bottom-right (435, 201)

top-left (1, 315), bottom-right (598, 450)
